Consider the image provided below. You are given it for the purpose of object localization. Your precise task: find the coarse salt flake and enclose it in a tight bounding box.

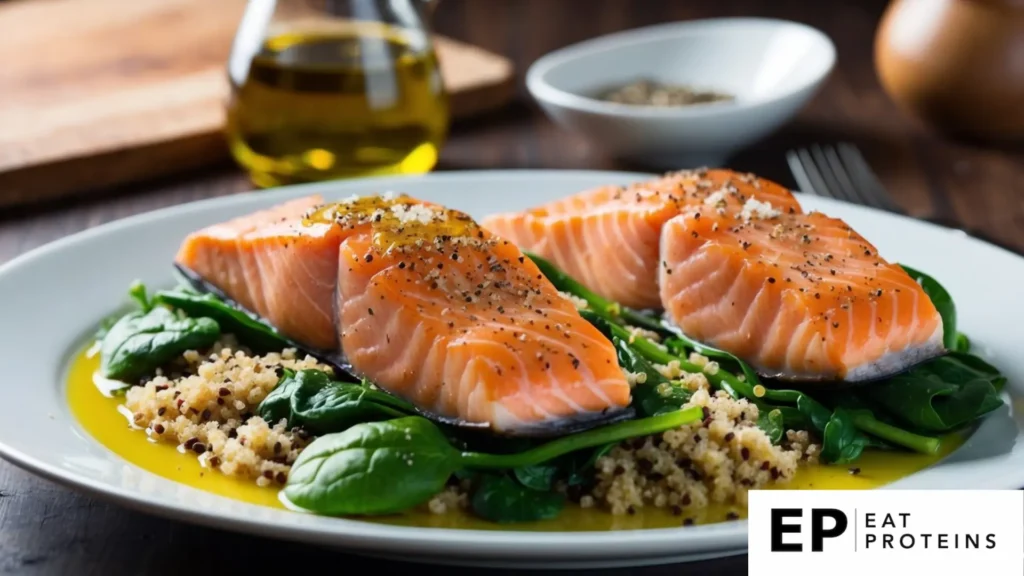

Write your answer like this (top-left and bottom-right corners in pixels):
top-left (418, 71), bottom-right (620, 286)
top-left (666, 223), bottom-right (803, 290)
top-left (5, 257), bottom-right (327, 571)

top-left (391, 203), bottom-right (444, 225)
top-left (739, 198), bottom-right (782, 221)
top-left (703, 189), bottom-right (729, 207)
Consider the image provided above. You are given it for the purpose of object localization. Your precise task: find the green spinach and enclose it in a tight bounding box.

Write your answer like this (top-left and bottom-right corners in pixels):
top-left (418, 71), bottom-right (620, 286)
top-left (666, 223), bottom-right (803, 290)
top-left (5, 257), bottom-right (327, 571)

top-left (612, 337), bottom-right (691, 416)
top-left (564, 443), bottom-right (615, 486)
top-left (757, 408), bottom-right (785, 444)
top-left (768, 381), bottom-right (939, 457)
top-left (953, 332), bottom-right (971, 353)
top-left (665, 330), bottom-right (764, 390)
top-left (472, 474), bottom-right (564, 523)
top-left (285, 408), bottom-right (703, 516)
top-left (284, 417), bottom-right (463, 515)
top-left (100, 306), bottom-right (220, 382)
top-left (586, 307), bottom-right (942, 458)
top-left (585, 310), bottom-right (791, 439)
top-left (128, 280), bottom-right (154, 312)
top-left (654, 316), bottom-right (943, 456)
top-left (513, 463), bottom-right (560, 491)
top-left (513, 442), bottom-right (615, 491)
top-left (820, 408), bottom-right (868, 464)
top-left (155, 289), bottom-right (291, 353)
top-left (860, 354), bottom-right (1005, 433)
top-left (582, 310), bottom-right (753, 402)
top-left (258, 369), bottom-right (413, 434)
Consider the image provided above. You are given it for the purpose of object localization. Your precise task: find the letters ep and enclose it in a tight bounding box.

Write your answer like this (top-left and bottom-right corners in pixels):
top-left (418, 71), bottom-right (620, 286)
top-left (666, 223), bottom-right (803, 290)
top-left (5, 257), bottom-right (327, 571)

top-left (771, 508), bottom-right (848, 552)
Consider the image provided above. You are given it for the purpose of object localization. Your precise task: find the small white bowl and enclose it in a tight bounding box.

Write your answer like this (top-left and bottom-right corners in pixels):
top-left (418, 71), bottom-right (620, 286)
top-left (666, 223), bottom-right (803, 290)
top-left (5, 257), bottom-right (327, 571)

top-left (526, 18), bottom-right (836, 167)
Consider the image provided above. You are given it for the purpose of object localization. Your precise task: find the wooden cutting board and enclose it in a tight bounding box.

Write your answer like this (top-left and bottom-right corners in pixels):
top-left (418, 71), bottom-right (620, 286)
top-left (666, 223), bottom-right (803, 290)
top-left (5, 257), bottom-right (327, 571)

top-left (0, 0), bottom-right (515, 209)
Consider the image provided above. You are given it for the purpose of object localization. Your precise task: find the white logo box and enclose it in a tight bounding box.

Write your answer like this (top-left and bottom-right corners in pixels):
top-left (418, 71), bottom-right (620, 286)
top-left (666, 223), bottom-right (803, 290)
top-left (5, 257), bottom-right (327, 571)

top-left (748, 490), bottom-right (1023, 575)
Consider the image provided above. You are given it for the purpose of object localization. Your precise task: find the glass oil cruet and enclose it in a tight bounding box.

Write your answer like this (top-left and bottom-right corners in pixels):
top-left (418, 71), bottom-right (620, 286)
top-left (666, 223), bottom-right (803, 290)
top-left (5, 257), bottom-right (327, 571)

top-left (226, 0), bottom-right (448, 187)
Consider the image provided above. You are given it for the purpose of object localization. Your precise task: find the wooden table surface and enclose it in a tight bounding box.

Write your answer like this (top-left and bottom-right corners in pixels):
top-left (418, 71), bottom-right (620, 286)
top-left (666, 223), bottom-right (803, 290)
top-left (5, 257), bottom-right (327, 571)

top-left (1, 0), bottom-right (1021, 574)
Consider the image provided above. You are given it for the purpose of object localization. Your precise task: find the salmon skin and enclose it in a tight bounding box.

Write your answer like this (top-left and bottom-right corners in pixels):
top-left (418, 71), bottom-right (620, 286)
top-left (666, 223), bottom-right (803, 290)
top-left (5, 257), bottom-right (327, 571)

top-left (483, 169), bottom-right (802, 310)
top-left (659, 207), bottom-right (945, 383)
top-left (175, 193), bottom-right (632, 435)
top-left (484, 168), bottom-right (945, 383)
top-left (172, 262), bottom-right (355, 376)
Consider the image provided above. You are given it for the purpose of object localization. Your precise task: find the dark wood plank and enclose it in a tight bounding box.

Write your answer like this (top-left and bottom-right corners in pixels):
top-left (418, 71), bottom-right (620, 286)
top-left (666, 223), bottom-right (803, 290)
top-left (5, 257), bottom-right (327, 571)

top-left (1, 0), bottom-right (1022, 574)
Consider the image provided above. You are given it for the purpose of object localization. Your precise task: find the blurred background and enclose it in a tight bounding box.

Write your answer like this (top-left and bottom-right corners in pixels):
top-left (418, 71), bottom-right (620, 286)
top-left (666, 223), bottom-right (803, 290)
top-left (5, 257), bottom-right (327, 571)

top-left (0, 1), bottom-right (1023, 573)
top-left (1, 0), bottom-right (1021, 219)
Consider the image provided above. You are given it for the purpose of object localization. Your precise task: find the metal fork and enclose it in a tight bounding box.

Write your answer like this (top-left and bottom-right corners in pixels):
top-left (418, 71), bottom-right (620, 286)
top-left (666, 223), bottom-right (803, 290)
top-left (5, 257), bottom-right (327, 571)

top-left (786, 143), bottom-right (904, 213)
top-left (786, 143), bottom-right (1019, 254)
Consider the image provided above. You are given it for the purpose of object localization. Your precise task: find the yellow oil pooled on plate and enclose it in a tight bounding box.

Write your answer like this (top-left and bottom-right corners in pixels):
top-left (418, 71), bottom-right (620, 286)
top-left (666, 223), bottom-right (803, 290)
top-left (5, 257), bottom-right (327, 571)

top-left (67, 346), bottom-right (962, 531)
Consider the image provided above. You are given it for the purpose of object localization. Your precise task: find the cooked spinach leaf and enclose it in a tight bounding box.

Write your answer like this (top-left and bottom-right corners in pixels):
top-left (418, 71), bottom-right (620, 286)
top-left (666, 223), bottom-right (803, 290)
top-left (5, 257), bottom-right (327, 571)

top-left (757, 408), bottom-right (785, 444)
top-left (900, 265), bottom-right (957, 349)
top-left (650, 316), bottom-right (945, 456)
top-left (565, 443), bottom-right (615, 487)
top-left (284, 417), bottom-right (463, 515)
top-left (512, 464), bottom-right (560, 491)
top-left (472, 474), bottom-right (564, 523)
top-left (953, 332), bottom-right (971, 353)
top-left (664, 329), bottom-right (764, 389)
top-left (513, 442), bottom-right (616, 491)
top-left (155, 289), bottom-right (290, 353)
top-left (128, 280), bottom-right (154, 312)
top-left (820, 408), bottom-right (868, 464)
top-left (586, 303), bottom-right (943, 458)
top-left (585, 310), bottom-right (791, 441)
top-left (100, 306), bottom-right (219, 382)
top-left (860, 354), bottom-right (1005, 433)
top-left (258, 369), bottom-right (413, 433)
top-left (612, 336), bottom-right (691, 417)
top-left (258, 369), bottom-right (304, 425)
top-left (285, 410), bottom-right (703, 516)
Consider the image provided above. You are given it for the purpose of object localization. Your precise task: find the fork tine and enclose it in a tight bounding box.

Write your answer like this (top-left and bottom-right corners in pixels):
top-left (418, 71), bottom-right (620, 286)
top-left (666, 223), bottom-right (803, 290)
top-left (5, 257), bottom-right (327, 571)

top-left (785, 150), bottom-right (816, 196)
top-left (837, 144), bottom-right (904, 214)
top-left (822, 144), bottom-right (879, 208)
top-left (809, 144), bottom-right (852, 203)
top-left (791, 148), bottom-right (837, 199)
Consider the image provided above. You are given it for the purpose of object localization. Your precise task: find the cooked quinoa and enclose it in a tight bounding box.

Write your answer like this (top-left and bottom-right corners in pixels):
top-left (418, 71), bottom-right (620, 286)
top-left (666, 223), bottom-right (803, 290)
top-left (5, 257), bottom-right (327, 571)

top-left (124, 338), bottom-right (330, 487)
top-left (427, 479), bottom-right (473, 514)
top-left (558, 291), bottom-right (590, 310)
top-left (121, 340), bottom-right (819, 517)
top-left (584, 378), bottom-right (820, 516)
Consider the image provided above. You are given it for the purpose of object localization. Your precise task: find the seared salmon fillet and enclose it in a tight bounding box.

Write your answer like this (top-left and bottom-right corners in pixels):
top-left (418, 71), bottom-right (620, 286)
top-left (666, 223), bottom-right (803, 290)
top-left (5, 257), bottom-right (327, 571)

top-left (176, 194), bottom-right (341, 350)
top-left (659, 207), bottom-right (944, 382)
top-left (176, 194), bottom-right (631, 434)
top-left (483, 169), bottom-right (802, 309)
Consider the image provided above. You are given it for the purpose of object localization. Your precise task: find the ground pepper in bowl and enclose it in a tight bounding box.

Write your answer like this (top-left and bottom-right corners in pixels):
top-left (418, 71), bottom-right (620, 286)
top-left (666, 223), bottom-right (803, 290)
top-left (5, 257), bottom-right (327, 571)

top-left (600, 79), bottom-right (734, 107)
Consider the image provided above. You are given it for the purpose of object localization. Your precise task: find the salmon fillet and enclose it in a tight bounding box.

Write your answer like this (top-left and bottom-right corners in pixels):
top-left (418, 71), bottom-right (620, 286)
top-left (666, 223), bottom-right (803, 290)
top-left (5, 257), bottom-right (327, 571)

top-left (659, 208), bottom-right (944, 382)
top-left (176, 195), bottom-right (341, 350)
top-left (176, 194), bottom-right (631, 434)
top-left (482, 169), bottom-right (802, 310)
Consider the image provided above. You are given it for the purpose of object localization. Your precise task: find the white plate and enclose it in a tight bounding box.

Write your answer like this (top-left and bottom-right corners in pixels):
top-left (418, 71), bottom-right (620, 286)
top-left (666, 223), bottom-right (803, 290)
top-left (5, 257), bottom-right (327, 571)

top-left (0, 170), bottom-right (1021, 569)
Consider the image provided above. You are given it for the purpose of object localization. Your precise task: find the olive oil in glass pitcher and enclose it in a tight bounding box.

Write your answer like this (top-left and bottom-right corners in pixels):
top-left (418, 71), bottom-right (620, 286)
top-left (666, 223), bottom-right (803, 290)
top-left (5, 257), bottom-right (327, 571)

top-left (226, 0), bottom-right (448, 187)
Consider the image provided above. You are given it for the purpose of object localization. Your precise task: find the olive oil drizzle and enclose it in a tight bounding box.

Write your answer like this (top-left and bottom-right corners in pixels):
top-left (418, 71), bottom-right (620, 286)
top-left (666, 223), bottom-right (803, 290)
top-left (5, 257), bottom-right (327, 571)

top-left (302, 195), bottom-right (481, 252)
top-left (66, 345), bottom-right (962, 531)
